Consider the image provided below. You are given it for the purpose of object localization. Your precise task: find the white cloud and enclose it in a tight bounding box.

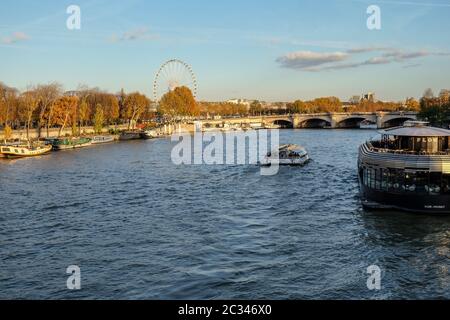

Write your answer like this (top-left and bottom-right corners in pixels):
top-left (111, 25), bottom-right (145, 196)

top-left (346, 47), bottom-right (391, 54)
top-left (2, 31), bottom-right (30, 44)
top-left (109, 27), bottom-right (159, 43)
top-left (403, 63), bottom-right (422, 69)
top-left (382, 50), bottom-right (430, 61)
top-left (276, 51), bottom-right (349, 70)
top-left (277, 48), bottom-right (449, 72)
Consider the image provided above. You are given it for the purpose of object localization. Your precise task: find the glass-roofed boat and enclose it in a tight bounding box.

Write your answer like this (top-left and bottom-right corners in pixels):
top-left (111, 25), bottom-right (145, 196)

top-left (358, 121), bottom-right (450, 214)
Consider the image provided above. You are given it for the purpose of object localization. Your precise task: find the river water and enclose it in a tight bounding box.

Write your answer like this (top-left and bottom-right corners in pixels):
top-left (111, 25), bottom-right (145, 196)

top-left (1, 129), bottom-right (449, 299)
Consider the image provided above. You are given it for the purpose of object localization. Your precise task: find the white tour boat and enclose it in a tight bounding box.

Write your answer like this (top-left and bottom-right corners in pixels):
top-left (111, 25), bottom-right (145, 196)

top-left (259, 144), bottom-right (310, 166)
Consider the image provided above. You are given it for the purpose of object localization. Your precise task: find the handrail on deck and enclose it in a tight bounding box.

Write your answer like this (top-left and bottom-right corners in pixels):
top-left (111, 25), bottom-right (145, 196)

top-left (366, 141), bottom-right (450, 156)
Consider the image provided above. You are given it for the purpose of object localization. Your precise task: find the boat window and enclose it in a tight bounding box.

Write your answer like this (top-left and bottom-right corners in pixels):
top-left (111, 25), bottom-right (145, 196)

top-left (389, 169), bottom-right (404, 191)
top-left (428, 173), bottom-right (442, 195)
top-left (414, 138), bottom-right (422, 152)
top-left (381, 169), bottom-right (389, 191)
top-left (415, 172), bottom-right (429, 193)
top-left (371, 169), bottom-right (376, 189)
top-left (366, 168), bottom-right (374, 189)
top-left (438, 137), bottom-right (448, 152)
top-left (443, 175), bottom-right (450, 195)
top-left (375, 169), bottom-right (382, 190)
top-left (404, 172), bottom-right (416, 192)
top-left (362, 168), bottom-right (388, 191)
top-left (362, 166), bottom-right (367, 186)
top-left (363, 166), bottom-right (450, 195)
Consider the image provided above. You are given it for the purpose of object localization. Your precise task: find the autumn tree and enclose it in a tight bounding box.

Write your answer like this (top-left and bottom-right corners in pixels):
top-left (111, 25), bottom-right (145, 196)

top-left (0, 84), bottom-right (15, 141)
top-left (249, 100), bottom-right (263, 116)
top-left (118, 89), bottom-right (127, 123)
top-left (78, 99), bottom-right (90, 134)
top-left (76, 89), bottom-right (120, 126)
top-left (0, 84), bottom-right (8, 126)
top-left (419, 88), bottom-right (450, 127)
top-left (35, 83), bottom-right (62, 137)
top-left (19, 89), bottom-right (40, 140)
top-left (0, 83), bottom-right (19, 129)
top-left (104, 95), bottom-right (120, 124)
top-left (3, 125), bottom-right (12, 141)
top-left (158, 86), bottom-right (198, 117)
top-left (312, 97), bottom-right (342, 113)
top-left (93, 104), bottom-right (104, 134)
top-left (287, 100), bottom-right (306, 114)
top-left (405, 98), bottom-right (420, 111)
top-left (197, 102), bottom-right (248, 117)
top-left (52, 96), bottom-right (78, 137)
top-left (122, 92), bottom-right (150, 129)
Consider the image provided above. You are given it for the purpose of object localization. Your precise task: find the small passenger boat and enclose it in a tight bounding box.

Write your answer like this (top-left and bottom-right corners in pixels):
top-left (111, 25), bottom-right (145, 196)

top-left (259, 144), bottom-right (310, 166)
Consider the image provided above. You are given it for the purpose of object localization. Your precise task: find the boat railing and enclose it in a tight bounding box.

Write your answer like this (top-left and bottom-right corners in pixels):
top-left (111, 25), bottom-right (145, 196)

top-left (366, 141), bottom-right (450, 156)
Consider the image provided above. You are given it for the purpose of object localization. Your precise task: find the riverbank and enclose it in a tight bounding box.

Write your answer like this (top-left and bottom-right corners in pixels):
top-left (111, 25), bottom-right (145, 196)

top-left (0, 123), bottom-right (194, 141)
top-left (0, 124), bottom-right (127, 141)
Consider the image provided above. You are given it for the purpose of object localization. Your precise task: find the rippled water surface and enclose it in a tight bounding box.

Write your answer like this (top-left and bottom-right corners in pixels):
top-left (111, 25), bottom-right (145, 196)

top-left (1, 129), bottom-right (449, 299)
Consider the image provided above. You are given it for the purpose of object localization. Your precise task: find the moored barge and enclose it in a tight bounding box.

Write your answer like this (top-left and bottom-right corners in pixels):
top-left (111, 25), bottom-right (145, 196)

top-left (0, 143), bottom-right (52, 158)
top-left (50, 137), bottom-right (92, 150)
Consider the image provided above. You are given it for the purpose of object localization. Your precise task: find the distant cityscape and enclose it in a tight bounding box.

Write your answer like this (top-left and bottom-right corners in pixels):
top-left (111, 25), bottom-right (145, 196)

top-left (225, 92), bottom-right (379, 112)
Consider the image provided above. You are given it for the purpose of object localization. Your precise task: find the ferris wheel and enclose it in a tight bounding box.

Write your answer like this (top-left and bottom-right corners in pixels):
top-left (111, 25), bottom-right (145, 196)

top-left (153, 59), bottom-right (198, 102)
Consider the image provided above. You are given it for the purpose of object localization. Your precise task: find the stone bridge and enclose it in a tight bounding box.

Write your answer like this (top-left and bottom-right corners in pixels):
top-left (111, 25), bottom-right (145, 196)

top-left (201, 112), bottom-right (418, 129)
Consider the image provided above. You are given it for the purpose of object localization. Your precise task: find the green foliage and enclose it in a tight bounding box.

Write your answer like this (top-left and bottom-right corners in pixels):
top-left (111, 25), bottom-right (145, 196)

top-left (419, 98), bottom-right (450, 127)
top-left (108, 128), bottom-right (121, 135)
top-left (94, 104), bottom-right (104, 134)
top-left (249, 100), bottom-right (263, 115)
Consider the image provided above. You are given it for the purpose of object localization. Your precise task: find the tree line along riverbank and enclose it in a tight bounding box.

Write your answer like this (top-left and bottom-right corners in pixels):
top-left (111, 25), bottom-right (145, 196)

top-left (1, 82), bottom-right (449, 142)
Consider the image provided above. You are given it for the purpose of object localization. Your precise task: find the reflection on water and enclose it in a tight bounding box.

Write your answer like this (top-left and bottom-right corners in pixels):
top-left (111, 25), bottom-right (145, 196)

top-left (0, 130), bottom-right (449, 299)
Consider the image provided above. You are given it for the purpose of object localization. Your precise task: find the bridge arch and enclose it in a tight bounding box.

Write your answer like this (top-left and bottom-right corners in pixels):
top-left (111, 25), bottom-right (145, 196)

top-left (271, 119), bottom-right (294, 128)
top-left (264, 117), bottom-right (294, 127)
top-left (336, 117), bottom-right (372, 129)
top-left (299, 118), bottom-right (332, 128)
top-left (381, 116), bottom-right (416, 128)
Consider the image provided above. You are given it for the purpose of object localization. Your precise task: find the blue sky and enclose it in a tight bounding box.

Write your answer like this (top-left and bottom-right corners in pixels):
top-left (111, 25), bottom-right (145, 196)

top-left (1, 0), bottom-right (450, 102)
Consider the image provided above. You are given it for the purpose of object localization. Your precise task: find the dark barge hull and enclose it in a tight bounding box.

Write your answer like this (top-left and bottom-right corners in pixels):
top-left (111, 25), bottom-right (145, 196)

top-left (359, 184), bottom-right (450, 214)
